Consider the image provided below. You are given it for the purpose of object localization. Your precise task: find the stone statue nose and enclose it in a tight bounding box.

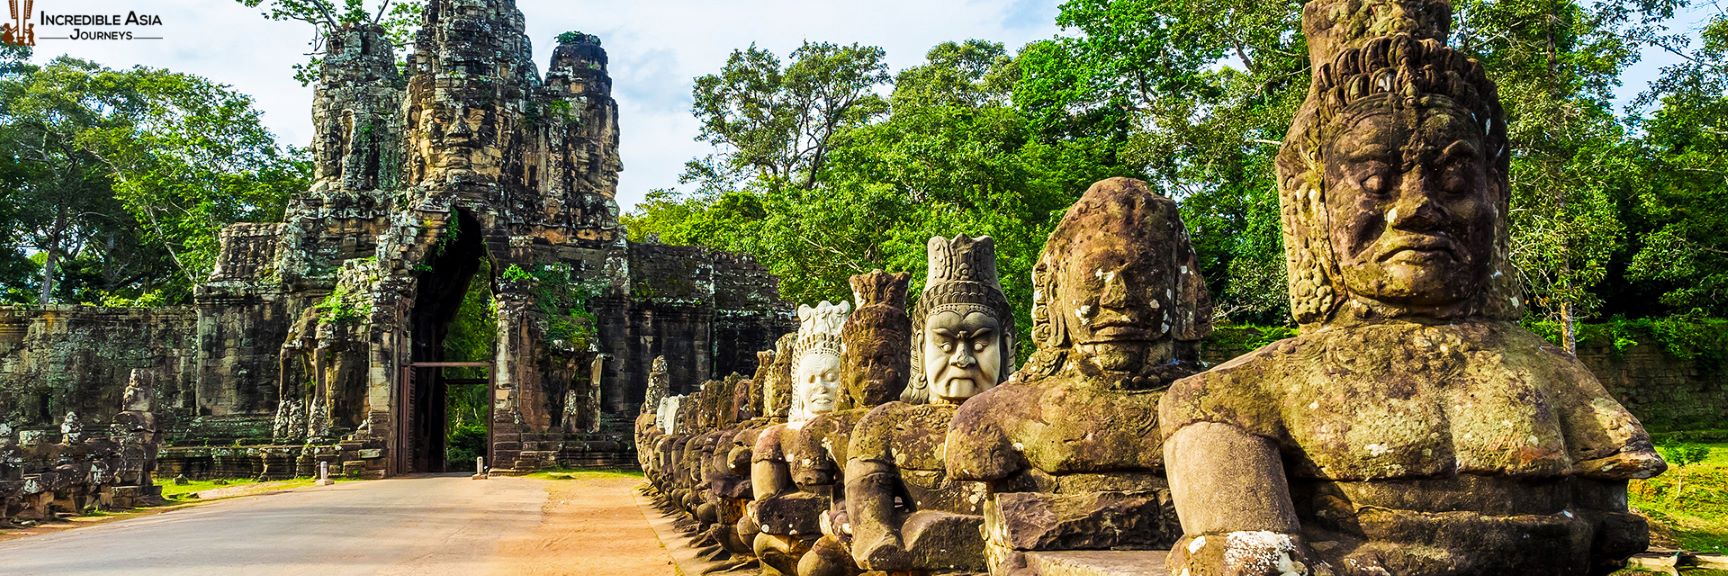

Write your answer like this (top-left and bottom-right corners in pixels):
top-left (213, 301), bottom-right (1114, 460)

top-left (1394, 176), bottom-right (1450, 231)
top-left (951, 346), bottom-right (977, 368)
top-left (1100, 272), bottom-right (1129, 308)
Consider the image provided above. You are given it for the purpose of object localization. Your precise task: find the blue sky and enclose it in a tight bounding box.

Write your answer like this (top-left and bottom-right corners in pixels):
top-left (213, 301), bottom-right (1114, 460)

top-left (22, 0), bottom-right (1711, 211)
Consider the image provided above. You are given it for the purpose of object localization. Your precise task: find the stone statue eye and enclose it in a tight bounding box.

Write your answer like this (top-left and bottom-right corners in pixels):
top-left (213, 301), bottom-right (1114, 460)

top-left (973, 340), bottom-right (988, 352)
top-left (940, 342), bottom-right (954, 353)
top-left (1354, 162), bottom-right (1394, 197)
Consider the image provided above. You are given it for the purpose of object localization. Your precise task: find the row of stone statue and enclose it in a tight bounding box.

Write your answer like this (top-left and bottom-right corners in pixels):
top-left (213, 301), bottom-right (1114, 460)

top-left (0, 370), bottom-right (164, 526)
top-left (634, 1), bottom-right (1666, 574)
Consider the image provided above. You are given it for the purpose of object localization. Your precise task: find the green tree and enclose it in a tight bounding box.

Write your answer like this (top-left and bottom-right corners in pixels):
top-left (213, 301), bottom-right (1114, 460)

top-left (1453, 0), bottom-right (1683, 352)
top-left (235, 0), bottom-right (423, 85)
top-left (1624, 7), bottom-right (1728, 316)
top-left (1019, 0), bottom-right (1309, 324)
top-left (0, 57), bottom-right (306, 305)
top-left (686, 42), bottom-right (890, 192)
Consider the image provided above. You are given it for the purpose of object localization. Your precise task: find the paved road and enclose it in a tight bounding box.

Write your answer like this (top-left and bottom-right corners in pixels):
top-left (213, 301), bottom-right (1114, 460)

top-left (0, 475), bottom-right (547, 576)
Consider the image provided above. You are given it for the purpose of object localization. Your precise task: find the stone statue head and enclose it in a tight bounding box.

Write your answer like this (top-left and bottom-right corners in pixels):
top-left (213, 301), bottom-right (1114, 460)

top-left (643, 356), bottom-right (670, 415)
top-left (840, 270), bottom-right (912, 410)
top-left (657, 394), bottom-right (682, 434)
top-left (726, 372), bottom-right (754, 423)
top-left (763, 332), bottom-right (797, 421)
top-left (121, 369), bottom-right (154, 413)
top-left (1276, 0), bottom-right (1519, 328)
top-left (673, 392), bottom-right (701, 432)
top-left (906, 236), bottom-right (1015, 405)
top-left (696, 379), bottom-right (724, 430)
top-left (791, 301), bottom-right (849, 424)
top-left (1027, 178), bottom-right (1211, 386)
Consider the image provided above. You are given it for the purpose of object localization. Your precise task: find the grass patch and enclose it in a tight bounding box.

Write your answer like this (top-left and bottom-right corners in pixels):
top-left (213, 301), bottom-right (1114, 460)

top-left (1632, 441), bottom-right (1728, 553)
top-left (160, 478), bottom-right (261, 500)
top-left (523, 468), bottom-right (643, 481)
top-left (159, 477), bottom-right (326, 501)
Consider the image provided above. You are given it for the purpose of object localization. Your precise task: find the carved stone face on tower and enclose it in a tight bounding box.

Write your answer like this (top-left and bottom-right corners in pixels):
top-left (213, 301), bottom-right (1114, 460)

top-left (840, 270), bottom-right (911, 409)
top-left (911, 236), bottom-right (1014, 405)
top-left (792, 301), bottom-right (849, 423)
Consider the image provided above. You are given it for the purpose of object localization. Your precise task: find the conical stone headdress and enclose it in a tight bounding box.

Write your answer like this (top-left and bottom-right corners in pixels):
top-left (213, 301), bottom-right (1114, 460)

top-left (1276, 0), bottom-right (1519, 327)
top-left (903, 235), bottom-right (1014, 404)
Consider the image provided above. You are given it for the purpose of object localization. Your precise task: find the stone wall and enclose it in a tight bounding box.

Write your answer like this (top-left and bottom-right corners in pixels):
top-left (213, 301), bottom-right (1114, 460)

top-left (0, 306), bottom-right (196, 431)
top-left (1201, 325), bottom-right (1727, 432)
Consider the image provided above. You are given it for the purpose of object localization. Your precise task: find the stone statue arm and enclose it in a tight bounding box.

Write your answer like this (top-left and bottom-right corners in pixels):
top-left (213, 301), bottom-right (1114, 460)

top-left (845, 456), bottom-right (911, 571)
top-left (1164, 422), bottom-right (1332, 576)
top-left (751, 429), bottom-right (794, 502)
top-left (942, 402), bottom-right (1022, 483)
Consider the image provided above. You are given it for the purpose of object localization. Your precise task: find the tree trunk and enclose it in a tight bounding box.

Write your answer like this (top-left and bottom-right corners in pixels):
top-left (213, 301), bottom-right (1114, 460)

top-left (1560, 301), bottom-right (1577, 355)
top-left (39, 204), bottom-right (68, 305)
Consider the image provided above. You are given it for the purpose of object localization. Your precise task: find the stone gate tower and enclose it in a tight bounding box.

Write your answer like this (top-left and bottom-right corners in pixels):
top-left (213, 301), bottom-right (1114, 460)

top-left (195, 0), bottom-right (790, 477)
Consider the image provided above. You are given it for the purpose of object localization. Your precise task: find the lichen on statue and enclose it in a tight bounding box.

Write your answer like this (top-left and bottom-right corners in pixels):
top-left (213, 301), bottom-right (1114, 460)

top-left (750, 302), bottom-right (851, 576)
top-left (1159, 1), bottom-right (1666, 574)
top-left (846, 240), bottom-right (1009, 574)
top-left (945, 177), bottom-right (1211, 574)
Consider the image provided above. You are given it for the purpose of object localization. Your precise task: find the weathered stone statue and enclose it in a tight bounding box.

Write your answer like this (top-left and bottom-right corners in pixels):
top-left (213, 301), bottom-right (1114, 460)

top-left (111, 369), bottom-right (164, 504)
top-left (751, 301), bottom-right (851, 575)
top-left (1159, 1), bottom-right (1666, 573)
top-left (777, 270), bottom-right (915, 575)
top-left (847, 239), bottom-right (1010, 574)
top-left (946, 177), bottom-right (1211, 574)
top-left (635, 356), bottom-right (671, 472)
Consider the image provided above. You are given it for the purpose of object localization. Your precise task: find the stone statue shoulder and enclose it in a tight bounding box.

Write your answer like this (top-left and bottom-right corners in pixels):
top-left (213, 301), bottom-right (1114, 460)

top-left (1497, 325), bottom-right (1664, 479)
top-left (945, 377), bottom-right (1039, 482)
top-left (1159, 335), bottom-right (1296, 443)
top-left (753, 423), bottom-right (793, 464)
top-left (791, 409), bottom-right (870, 486)
top-left (849, 401), bottom-right (956, 473)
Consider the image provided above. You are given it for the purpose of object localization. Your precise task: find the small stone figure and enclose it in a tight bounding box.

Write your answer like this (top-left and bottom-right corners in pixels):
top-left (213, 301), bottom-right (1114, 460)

top-left (111, 369), bottom-right (164, 503)
top-left (848, 240), bottom-right (1010, 574)
top-left (751, 302), bottom-right (850, 575)
top-left (946, 178), bottom-right (1211, 574)
top-left (635, 356), bottom-right (672, 472)
top-left (1160, 1), bottom-right (1665, 573)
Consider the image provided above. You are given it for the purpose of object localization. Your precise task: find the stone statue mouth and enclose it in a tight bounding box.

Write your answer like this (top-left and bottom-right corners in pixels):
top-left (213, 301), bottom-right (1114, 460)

top-left (1374, 235), bottom-right (1462, 263)
top-left (1086, 322), bottom-right (1153, 342)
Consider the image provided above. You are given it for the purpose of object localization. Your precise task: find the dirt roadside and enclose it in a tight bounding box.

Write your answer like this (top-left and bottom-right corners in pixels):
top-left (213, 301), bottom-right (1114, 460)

top-left (488, 474), bottom-right (678, 576)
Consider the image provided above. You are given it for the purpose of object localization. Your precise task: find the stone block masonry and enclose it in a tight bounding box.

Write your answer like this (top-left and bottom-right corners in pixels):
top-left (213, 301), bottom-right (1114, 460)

top-left (0, 0), bottom-right (792, 479)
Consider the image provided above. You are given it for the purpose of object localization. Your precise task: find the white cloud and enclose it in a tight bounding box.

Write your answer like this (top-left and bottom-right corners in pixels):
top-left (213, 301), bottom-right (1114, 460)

top-left (26, 0), bottom-right (1062, 211)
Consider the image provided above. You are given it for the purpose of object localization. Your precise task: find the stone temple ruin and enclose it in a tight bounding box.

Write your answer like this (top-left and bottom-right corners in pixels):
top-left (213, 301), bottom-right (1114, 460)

top-left (0, 0), bottom-right (791, 483)
top-left (637, 0), bottom-right (1669, 574)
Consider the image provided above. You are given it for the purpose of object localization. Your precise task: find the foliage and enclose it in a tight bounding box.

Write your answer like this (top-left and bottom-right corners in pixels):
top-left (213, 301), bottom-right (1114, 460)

top-left (684, 41), bottom-right (891, 192)
top-left (316, 284), bottom-right (372, 325)
top-left (1203, 324), bottom-right (1301, 359)
top-left (442, 257), bottom-right (494, 442)
top-left (0, 55), bottom-right (305, 306)
top-left (234, 0), bottom-right (424, 85)
top-left (504, 263), bottom-right (604, 353)
top-left (1622, 7), bottom-right (1728, 317)
top-left (1525, 316), bottom-right (1728, 365)
top-left (1632, 441), bottom-right (1728, 553)
top-left (631, 40), bottom-right (1122, 359)
top-left (445, 422), bottom-right (487, 467)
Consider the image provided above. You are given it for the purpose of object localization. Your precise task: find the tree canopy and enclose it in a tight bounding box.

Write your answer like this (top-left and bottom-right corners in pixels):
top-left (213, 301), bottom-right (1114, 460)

top-left (627, 0), bottom-right (1728, 355)
top-left (0, 48), bottom-right (307, 305)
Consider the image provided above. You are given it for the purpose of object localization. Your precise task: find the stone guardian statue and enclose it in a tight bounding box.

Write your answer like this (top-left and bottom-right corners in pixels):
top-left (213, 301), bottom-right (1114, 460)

top-left (1159, 1), bottom-right (1666, 573)
top-left (946, 177), bottom-right (1212, 573)
top-left (848, 238), bottom-right (1012, 574)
